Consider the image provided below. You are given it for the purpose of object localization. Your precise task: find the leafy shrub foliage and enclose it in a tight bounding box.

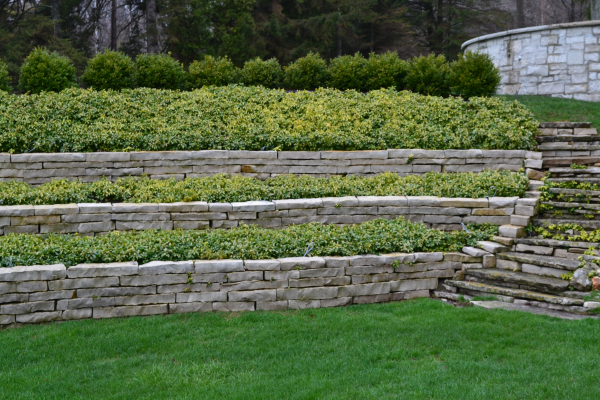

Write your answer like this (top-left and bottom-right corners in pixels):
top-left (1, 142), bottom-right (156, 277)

top-left (0, 59), bottom-right (10, 92)
top-left (241, 57), bottom-right (283, 88)
top-left (135, 53), bottom-right (186, 90)
top-left (82, 50), bottom-right (136, 91)
top-left (0, 218), bottom-right (497, 267)
top-left (18, 48), bottom-right (77, 94)
top-left (0, 171), bottom-right (529, 206)
top-left (327, 53), bottom-right (368, 91)
top-left (404, 54), bottom-right (450, 97)
top-left (364, 52), bottom-right (408, 91)
top-left (188, 55), bottom-right (239, 88)
top-left (448, 51), bottom-right (501, 99)
top-left (0, 86), bottom-right (538, 153)
top-left (283, 52), bottom-right (329, 90)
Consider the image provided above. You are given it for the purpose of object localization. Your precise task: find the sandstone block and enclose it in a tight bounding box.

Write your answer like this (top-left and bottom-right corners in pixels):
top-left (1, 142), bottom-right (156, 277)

top-left (171, 212), bottom-right (226, 220)
top-left (57, 297), bottom-right (115, 310)
top-left (244, 260), bottom-right (280, 271)
top-left (0, 315), bottom-right (15, 325)
top-left (321, 150), bottom-right (387, 159)
top-left (169, 302), bottom-right (212, 314)
top-left (321, 196), bottom-right (358, 207)
top-left (498, 224), bottom-right (526, 238)
top-left (77, 286), bottom-right (156, 298)
top-left (391, 278), bottom-right (437, 292)
top-left (49, 277), bottom-right (119, 290)
top-left (14, 281), bottom-right (49, 293)
top-left (274, 198), bottom-right (323, 210)
top-left (11, 215), bottom-right (60, 226)
top-left (1, 300), bottom-right (55, 314)
top-left (93, 304), bottom-right (168, 319)
top-left (288, 300), bottom-right (321, 309)
top-left (116, 221), bottom-right (173, 231)
top-left (289, 276), bottom-right (351, 288)
top-left (114, 294), bottom-right (175, 306)
top-left (265, 270), bottom-right (299, 280)
top-left (414, 253), bottom-right (444, 262)
top-left (298, 268), bottom-right (345, 278)
top-left (16, 311), bottom-right (62, 324)
top-left (12, 153), bottom-right (85, 163)
top-left (62, 309), bottom-right (93, 320)
top-left (0, 293), bottom-right (29, 304)
top-left (346, 266), bottom-right (394, 275)
top-left (256, 301), bottom-right (288, 310)
top-left (352, 294), bottom-right (391, 304)
top-left (4, 225), bottom-right (38, 235)
top-left (112, 203), bottom-right (159, 213)
top-left (120, 274), bottom-right (188, 287)
top-left (226, 271), bottom-right (264, 283)
top-left (406, 196), bottom-right (440, 206)
top-left (0, 264), bottom-right (66, 282)
top-left (176, 292), bottom-right (227, 303)
top-left (159, 202), bottom-right (209, 212)
top-left (515, 205), bottom-right (537, 216)
top-left (510, 215), bottom-right (531, 226)
top-left (321, 257), bottom-right (350, 268)
top-left (229, 150), bottom-right (277, 159)
top-left (402, 290), bottom-right (431, 300)
top-left (220, 280), bottom-right (287, 292)
top-left (497, 259), bottom-right (522, 271)
top-left (29, 290), bottom-right (75, 302)
top-left (483, 255), bottom-right (496, 268)
top-left (442, 252), bottom-right (481, 263)
top-left (228, 289), bottom-right (276, 302)
top-left (231, 201), bottom-right (276, 212)
top-left (86, 152), bottom-right (130, 162)
top-left (173, 221), bottom-right (210, 230)
top-left (278, 257), bottom-right (326, 270)
top-left (157, 283), bottom-right (220, 294)
top-left (276, 286), bottom-right (338, 300)
top-left (139, 261), bottom-right (194, 275)
top-left (34, 204), bottom-right (79, 216)
top-left (439, 198), bottom-right (488, 208)
top-left (67, 261), bottom-right (138, 278)
top-left (213, 302), bottom-right (255, 312)
top-left (525, 159), bottom-right (543, 169)
top-left (338, 282), bottom-right (390, 297)
top-left (356, 196), bottom-right (407, 207)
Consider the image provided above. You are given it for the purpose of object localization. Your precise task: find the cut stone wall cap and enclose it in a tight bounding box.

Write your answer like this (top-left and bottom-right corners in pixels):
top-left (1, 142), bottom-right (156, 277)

top-left (481, 150), bottom-right (526, 158)
top-left (159, 202), bottom-right (209, 212)
top-left (516, 198), bottom-right (539, 206)
top-left (139, 261), bottom-right (194, 275)
top-left (278, 151), bottom-right (321, 160)
top-left (388, 149), bottom-right (445, 158)
top-left (439, 198), bottom-right (488, 208)
top-left (77, 203), bottom-right (113, 213)
top-left (67, 262), bottom-right (138, 278)
top-left (0, 264), bottom-right (66, 281)
top-left (356, 196), bottom-right (407, 207)
top-left (379, 253), bottom-right (415, 264)
top-left (414, 252), bottom-right (444, 262)
top-left (34, 204), bottom-right (79, 215)
top-left (0, 205), bottom-right (35, 217)
top-left (349, 255), bottom-right (385, 266)
top-left (208, 203), bottom-right (233, 212)
top-left (321, 257), bottom-right (350, 268)
top-left (320, 150), bottom-right (388, 159)
top-left (191, 150), bottom-right (229, 159)
top-left (278, 257), bottom-right (326, 270)
top-left (231, 201), bottom-right (276, 212)
top-left (406, 196), bottom-right (441, 206)
top-left (274, 198), bottom-right (323, 209)
top-left (244, 260), bottom-right (281, 271)
top-left (321, 196), bottom-right (358, 207)
top-left (194, 260), bottom-right (244, 273)
top-left (525, 151), bottom-right (543, 160)
top-left (229, 150), bottom-right (277, 159)
top-left (130, 151), bottom-right (192, 160)
top-left (112, 203), bottom-right (159, 213)
top-left (444, 149), bottom-right (483, 158)
top-left (11, 153), bottom-right (86, 162)
top-left (461, 247), bottom-right (491, 257)
top-left (488, 197), bottom-right (519, 208)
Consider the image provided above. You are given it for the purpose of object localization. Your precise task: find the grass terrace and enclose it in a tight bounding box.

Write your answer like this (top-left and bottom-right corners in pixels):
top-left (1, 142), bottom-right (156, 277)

top-left (0, 87), bottom-right (538, 153)
top-left (499, 95), bottom-right (600, 126)
top-left (0, 171), bottom-right (529, 206)
top-left (0, 299), bottom-right (598, 399)
top-left (0, 218), bottom-right (497, 267)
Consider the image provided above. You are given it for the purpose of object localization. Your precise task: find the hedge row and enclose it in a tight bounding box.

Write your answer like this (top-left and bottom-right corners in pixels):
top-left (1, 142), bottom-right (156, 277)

top-left (0, 171), bottom-right (529, 206)
top-left (0, 218), bottom-right (498, 267)
top-left (0, 87), bottom-right (539, 153)
top-left (2, 48), bottom-right (499, 99)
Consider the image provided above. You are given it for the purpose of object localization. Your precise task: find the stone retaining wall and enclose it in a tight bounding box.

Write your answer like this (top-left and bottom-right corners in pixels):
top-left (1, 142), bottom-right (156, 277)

top-left (462, 21), bottom-right (600, 101)
top-left (0, 196), bottom-right (539, 235)
top-left (0, 149), bottom-right (540, 185)
top-left (0, 252), bottom-right (488, 327)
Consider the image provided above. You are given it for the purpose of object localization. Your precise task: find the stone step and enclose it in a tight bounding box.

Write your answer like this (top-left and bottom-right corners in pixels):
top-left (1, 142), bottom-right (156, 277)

top-left (466, 268), bottom-right (570, 292)
top-left (475, 241), bottom-right (510, 254)
top-left (514, 238), bottom-right (599, 249)
top-left (497, 252), bottom-right (581, 271)
top-left (549, 188), bottom-right (600, 196)
top-left (539, 122), bottom-right (592, 129)
top-left (547, 178), bottom-right (600, 185)
top-left (533, 218), bottom-right (600, 230)
top-left (549, 167), bottom-right (600, 174)
top-left (536, 135), bottom-right (600, 143)
top-left (543, 201), bottom-right (600, 210)
top-left (538, 144), bottom-right (600, 151)
top-left (470, 301), bottom-right (596, 320)
top-left (445, 280), bottom-right (584, 305)
top-left (544, 157), bottom-right (600, 167)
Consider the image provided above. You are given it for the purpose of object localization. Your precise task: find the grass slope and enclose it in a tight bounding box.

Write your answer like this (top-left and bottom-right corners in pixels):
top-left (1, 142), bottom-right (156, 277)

top-left (498, 95), bottom-right (600, 126)
top-left (1, 299), bottom-right (599, 399)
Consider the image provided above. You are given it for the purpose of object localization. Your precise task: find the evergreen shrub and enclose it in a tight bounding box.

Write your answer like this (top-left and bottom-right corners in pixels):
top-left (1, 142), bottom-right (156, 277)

top-left (19, 48), bottom-right (77, 94)
top-left (82, 50), bottom-right (136, 90)
top-left (365, 52), bottom-right (408, 91)
top-left (241, 57), bottom-right (282, 88)
top-left (327, 53), bottom-right (368, 91)
top-left (448, 51), bottom-right (501, 99)
top-left (0, 59), bottom-right (10, 92)
top-left (188, 55), bottom-right (239, 88)
top-left (136, 53), bottom-right (186, 90)
top-left (404, 54), bottom-right (450, 97)
top-left (283, 52), bottom-right (329, 90)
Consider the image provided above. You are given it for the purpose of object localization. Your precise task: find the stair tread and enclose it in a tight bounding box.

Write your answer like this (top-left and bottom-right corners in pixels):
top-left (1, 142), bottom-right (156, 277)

top-left (545, 157), bottom-right (600, 166)
top-left (514, 238), bottom-right (599, 248)
top-left (470, 301), bottom-right (595, 320)
top-left (543, 201), bottom-right (600, 210)
top-left (536, 135), bottom-right (600, 142)
top-left (539, 145), bottom-right (600, 151)
top-left (547, 178), bottom-right (600, 184)
top-left (497, 252), bottom-right (581, 270)
top-left (533, 218), bottom-right (600, 230)
top-left (539, 122), bottom-right (592, 129)
top-left (445, 280), bottom-right (585, 305)
top-left (466, 268), bottom-right (569, 291)
top-left (549, 167), bottom-right (600, 173)
top-left (549, 188), bottom-right (600, 196)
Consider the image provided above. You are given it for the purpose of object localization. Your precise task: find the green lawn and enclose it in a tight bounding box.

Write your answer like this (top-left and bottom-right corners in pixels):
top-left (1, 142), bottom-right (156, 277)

top-left (1, 299), bottom-right (599, 399)
top-left (498, 95), bottom-right (600, 126)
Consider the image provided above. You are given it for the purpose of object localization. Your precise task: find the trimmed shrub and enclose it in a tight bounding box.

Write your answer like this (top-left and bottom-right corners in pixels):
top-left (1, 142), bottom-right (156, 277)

top-left (188, 55), bottom-right (239, 88)
top-left (82, 50), bottom-right (136, 91)
top-left (0, 86), bottom-right (539, 153)
top-left (283, 52), bottom-right (329, 90)
top-left (240, 57), bottom-right (283, 88)
top-left (405, 54), bottom-right (450, 97)
top-left (365, 52), bottom-right (408, 91)
top-left (0, 218), bottom-right (497, 267)
top-left (448, 51), bottom-right (501, 99)
top-left (327, 53), bottom-right (368, 91)
top-left (0, 59), bottom-right (10, 92)
top-left (0, 171), bottom-right (529, 206)
top-left (135, 53), bottom-right (186, 90)
top-left (18, 48), bottom-right (77, 94)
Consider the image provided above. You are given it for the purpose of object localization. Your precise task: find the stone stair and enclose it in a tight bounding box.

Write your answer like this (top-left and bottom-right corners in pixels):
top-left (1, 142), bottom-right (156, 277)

top-left (436, 122), bottom-right (600, 315)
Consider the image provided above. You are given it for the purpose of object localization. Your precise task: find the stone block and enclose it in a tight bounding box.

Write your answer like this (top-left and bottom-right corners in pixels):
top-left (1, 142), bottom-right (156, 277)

top-left (414, 253), bottom-right (444, 262)
top-left (483, 255), bottom-right (496, 268)
top-left (57, 297), bottom-right (115, 310)
top-left (225, 271), bottom-right (264, 283)
top-left (439, 198), bottom-right (488, 208)
top-left (1, 300), bottom-right (55, 314)
top-left (515, 244), bottom-right (553, 255)
top-left (220, 280), bottom-right (287, 292)
top-left (498, 224), bottom-right (526, 238)
top-left (115, 221), bottom-right (173, 231)
top-left (176, 292), bottom-right (227, 303)
top-left (228, 212), bottom-right (257, 220)
top-left (173, 221), bottom-right (210, 230)
top-left (402, 290), bottom-right (430, 300)
top-left (256, 301), bottom-right (289, 310)
top-left (229, 150), bottom-right (277, 159)
top-left (244, 260), bottom-right (280, 271)
top-left (298, 268), bottom-right (345, 279)
top-left (265, 270), bottom-right (299, 281)
top-left (276, 286), bottom-right (338, 300)
top-left (39, 223), bottom-right (79, 234)
top-left (49, 277), bottom-right (120, 290)
top-left (231, 201), bottom-right (275, 212)
top-left (0, 205), bottom-right (35, 217)
top-left (213, 302), bottom-right (255, 312)
top-left (228, 290), bottom-right (276, 302)
top-left (390, 278), bottom-right (437, 292)
top-left (11, 215), bottom-right (61, 226)
top-left (16, 311), bottom-right (62, 324)
top-left (171, 212), bottom-right (226, 220)
top-left (12, 153), bottom-right (85, 163)
top-left (130, 151), bottom-right (192, 161)
top-left (497, 259), bottom-right (522, 271)
top-left (86, 153), bottom-right (130, 162)
top-left (0, 264), bottom-right (66, 282)
top-left (0, 315), bottom-right (15, 325)
top-left (289, 276), bottom-right (350, 288)
top-left (114, 294), bottom-right (175, 306)
top-left (77, 286), bottom-right (156, 298)
top-left (157, 282), bottom-right (220, 294)
top-left (0, 293), bottom-right (29, 304)
top-left (93, 305), bottom-right (168, 319)
top-left (522, 263), bottom-right (564, 278)
top-left (278, 257), bottom-right (326, 271)
top-left (355, 196), bottom-right (407, 207)
top-left (29, 290), bottom-right (75, 302)
top-left (112, 213), bottom-right (170, 221)
top-left (338, 282), bottom-right (390, 297)
top-left (321, 150), bottom-right (387, 159)
top-left (321, 196), bottom-right (358, 207)
top-left (278, 151), bottom-right (320, 159)
top-left (406, 196), bottom-right (440, 206)
top-left (274, 198), bottom-right (323, 209)
top-left (139, 261), bottom-right (194, 275)
top-left (510, 215), bottom-right (531, 226)
top-left (62, 309), bottom-right (93, 320)
top-left (67, 262), bottom-right (138, 278)
top-left (288, 300), bottom-right (321, 309)
top-left (120, 274), bottom-right (188, 287)
top-left (77, 203), bottom-right (113, 213)
top-left (169, 302), bottom-right (213, 314)
top-left (159, 202), bottom-right (209, 212)
top-left (112, 203), bottom-right (159, 213)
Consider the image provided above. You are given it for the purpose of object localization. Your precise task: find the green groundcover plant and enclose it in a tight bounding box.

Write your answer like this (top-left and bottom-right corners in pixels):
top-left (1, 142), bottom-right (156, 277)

top-left (0, 218), bottom-right (497, 267)
top-left (0, 86), bottom-right (538, 154)
top-left (0, 171), bottom-right (529, 206)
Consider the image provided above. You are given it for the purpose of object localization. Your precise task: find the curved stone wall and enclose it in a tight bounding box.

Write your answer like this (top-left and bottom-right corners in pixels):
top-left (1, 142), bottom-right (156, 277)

top-left (462, 21), bottom-right (600, 101)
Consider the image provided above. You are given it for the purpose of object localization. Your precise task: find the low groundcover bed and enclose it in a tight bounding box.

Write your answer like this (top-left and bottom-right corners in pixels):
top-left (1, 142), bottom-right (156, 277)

top-left (0, 86), bottom-right (538, 153)
top-left (0, 218), bottom-right (497, 267)
top-left (0, 171), bottom-right (528, 206)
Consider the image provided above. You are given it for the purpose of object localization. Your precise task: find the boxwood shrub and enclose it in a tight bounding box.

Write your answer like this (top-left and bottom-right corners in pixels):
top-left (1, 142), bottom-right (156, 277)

top-left (0, 218), bottom-right (498, 267)
top-left (327, 53), bottom-right (368, 91)
top-left (135, 53), bottom-right (186, 90)
top-left (188, 55), bottom-right (239, 88)
top-left (0, 59), bottom-right (10, 92)
top-left (240, 58), bottom-right (283, 88)
top-left (405, 54), bottom-right (450, 97)
top-left (283, 52), bottom-right (329, 90)
top-left (19, 48), bottom-right (77, 94)
top-left (448, 51), bottom-right (501, 99)
top-left (82, 50), bottom-right (136, 91)
top-left (0, 86), bottom-right (538, 153)
top-left (364, 52), bottom-right (408, 91)
top-left (0, 171), bottom-right (529, 206)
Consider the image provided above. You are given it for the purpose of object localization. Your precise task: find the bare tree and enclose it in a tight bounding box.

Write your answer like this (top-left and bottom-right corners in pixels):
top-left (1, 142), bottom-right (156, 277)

top-left (51, 0), bottom-right (61, 37)
top-left (146, 0), bottom-right (158, 53)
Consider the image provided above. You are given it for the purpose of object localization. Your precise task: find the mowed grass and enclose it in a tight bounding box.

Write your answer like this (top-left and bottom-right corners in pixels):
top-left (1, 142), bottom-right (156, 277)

top-left (1, 299), bottom-right (599, 399)
top-left (498, 94), bottom-right (600, 126)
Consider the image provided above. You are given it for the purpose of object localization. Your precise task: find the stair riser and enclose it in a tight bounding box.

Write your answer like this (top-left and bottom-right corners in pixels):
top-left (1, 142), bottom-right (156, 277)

top-left (465, 276), bottom-right (567, 295)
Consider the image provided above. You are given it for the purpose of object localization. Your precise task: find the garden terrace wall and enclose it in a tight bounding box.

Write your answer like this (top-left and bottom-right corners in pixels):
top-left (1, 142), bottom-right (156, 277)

top-left (0, 149), bottom-right (541, 185)
top-left (0, 196), bottom-right (539, 236)
top-left (0, 252), bottom-right (487, 327)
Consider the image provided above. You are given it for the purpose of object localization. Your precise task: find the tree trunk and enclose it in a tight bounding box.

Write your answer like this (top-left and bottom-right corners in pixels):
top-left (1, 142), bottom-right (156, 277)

top-left (51, 0), bottom-right (61, 38)
top-left (110, 0), bottom-right (117, 50)
top-left (516, 0), bottom-right (525, 28)
top-left (146, 0), bottom-right (159, 53)
top-left (593, 0), bottom-right (600, 20)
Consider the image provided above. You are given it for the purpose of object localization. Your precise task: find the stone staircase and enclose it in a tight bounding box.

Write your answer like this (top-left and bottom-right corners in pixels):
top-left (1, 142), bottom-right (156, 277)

top-left (437, 122), bottom-right (600, 315)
